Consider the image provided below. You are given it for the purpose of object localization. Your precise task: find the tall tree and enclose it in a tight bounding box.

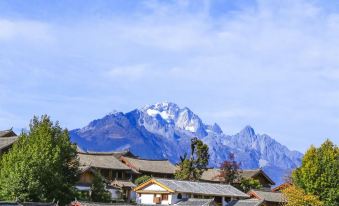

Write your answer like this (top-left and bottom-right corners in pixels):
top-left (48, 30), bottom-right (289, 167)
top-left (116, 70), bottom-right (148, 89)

top-left (0, 115), bottom-right (79, 205)
top-left (292, 139), bottom-right (338, 206)
top-left (175, 137), bottom-right (209, 180)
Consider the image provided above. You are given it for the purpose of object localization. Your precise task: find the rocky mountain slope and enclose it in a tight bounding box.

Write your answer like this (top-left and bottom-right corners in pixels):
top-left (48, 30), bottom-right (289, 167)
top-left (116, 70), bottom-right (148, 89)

top-left (70, 102), bottom-right (302, 185)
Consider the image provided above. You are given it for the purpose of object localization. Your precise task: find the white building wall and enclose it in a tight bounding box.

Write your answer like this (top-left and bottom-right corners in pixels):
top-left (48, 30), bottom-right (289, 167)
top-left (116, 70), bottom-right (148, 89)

top-left (140, 194), bottom-right (155, 204)
top-left (143, 184), bottom-right (167, 191)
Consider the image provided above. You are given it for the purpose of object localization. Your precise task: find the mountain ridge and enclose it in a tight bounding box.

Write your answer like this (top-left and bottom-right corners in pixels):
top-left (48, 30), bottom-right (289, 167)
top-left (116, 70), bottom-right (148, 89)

top-left (70, 101), bottom-right (303, 185)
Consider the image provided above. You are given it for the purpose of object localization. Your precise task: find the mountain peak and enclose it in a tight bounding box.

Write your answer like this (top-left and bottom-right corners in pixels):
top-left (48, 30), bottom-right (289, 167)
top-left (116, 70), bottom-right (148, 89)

top-left (240, 125), bottom-right (256, 136)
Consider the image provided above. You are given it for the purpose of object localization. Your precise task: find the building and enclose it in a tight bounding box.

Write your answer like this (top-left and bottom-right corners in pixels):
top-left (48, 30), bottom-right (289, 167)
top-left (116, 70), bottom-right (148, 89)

top-left (0, 129), bottom-right (18, 155)
top-left (247, 190), bottom-right (286, 206)
top-left (77, 152), bottom-right (137, 201)
top-left (120, 156), bottom-right (177, 178)
top-left (133, 178), bottom-right (249, 206)
top-left (200, 169), bottom-right (275, 189)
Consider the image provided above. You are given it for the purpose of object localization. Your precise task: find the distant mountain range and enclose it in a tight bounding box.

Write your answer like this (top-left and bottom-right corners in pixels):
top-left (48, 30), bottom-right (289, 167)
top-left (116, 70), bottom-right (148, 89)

top-left (70, 102), bottom-right (303, 185)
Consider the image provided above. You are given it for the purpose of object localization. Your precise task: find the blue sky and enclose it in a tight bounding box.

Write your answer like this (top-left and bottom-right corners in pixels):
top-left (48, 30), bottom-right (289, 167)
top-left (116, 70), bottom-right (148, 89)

top-left (0, 0), bottom-right (338, 152)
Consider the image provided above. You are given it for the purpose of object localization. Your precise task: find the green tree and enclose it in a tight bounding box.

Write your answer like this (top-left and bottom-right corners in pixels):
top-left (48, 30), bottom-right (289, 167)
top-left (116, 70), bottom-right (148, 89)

top-left (90, 173), bottom-right (111, 202)
top-left (238, 177), bottom-right (262, 193)
top-left (175, 137), bottom-right (209, 180)
top-left (0, 115), bottom-right (79, 205)
top-left (292, 139), bottom-right (339, 206)
top-left (134, 175), bottom-right (151, 186)
top-left (282, 185), bottom-right (323, 206)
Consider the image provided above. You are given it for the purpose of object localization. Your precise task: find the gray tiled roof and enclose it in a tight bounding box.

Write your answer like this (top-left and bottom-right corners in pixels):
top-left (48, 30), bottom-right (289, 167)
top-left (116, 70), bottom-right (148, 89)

top-left (249, 190), bottom-right (286, 203)
top-left (78, 152), bottom-right (131, 170)
top-left (122, 156), bottom-right (176, 174)
top-left (85, 150), bottom-right (136, 159)
top-left (176, 198), bottom-right (214, 206)
top-left (200, 169), bottom-right (275, 185)
top-left (227, 199), bottom-right (264, 206)
top-left (111, 180), bottom-right (136, 188)
top-left (0, 129), bottom-right (16, 137)
top-left (70, 201), bottom-right (137, 206)
top-left (154, 178), bottom-right (249, 198)
top-left (0, 136), bottom-right (18, 150)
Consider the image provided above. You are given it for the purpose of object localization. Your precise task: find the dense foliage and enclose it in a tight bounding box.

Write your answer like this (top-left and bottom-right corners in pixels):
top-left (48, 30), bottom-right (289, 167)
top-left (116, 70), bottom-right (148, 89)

top-left (175, 137), bottom-right (209, 180)
top-left (237, 177), bottom-right (262, 192)
top-left (0, 115), bottom-right (79, 205)
top-left (90, 173), bottom-right (111, 202)
top-left (282, 185), bottom-right (323, 206)
top-left (134, 175), bottom-right (151, 186)
top-left (292, 139), bottom-right (338, 206)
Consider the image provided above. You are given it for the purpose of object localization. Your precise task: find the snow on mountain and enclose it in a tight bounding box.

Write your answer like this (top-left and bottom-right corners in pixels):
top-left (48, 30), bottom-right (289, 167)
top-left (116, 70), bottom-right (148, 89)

top-left (70, 102), bottom-right (302, 185)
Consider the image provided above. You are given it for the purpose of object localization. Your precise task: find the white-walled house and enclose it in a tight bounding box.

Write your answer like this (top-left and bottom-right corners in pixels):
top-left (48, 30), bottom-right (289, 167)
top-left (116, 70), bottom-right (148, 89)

top-left (133, 178), bottom-right (249, 206)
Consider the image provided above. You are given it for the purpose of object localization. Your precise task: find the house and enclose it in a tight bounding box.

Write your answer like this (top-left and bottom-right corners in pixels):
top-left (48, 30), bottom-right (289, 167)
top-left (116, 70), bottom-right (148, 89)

top-left (120, 156), bottom-right (177, 179)
top-left (70, 199), bottom-right (215, 206)
top-left (200, 169), bottom-right (275, 189)
top-left (247, 190), bottom-right (286, 206)
top-left (0, 129), bottom-right (18, 155)
top-left (133, 178), bottom-right (249, 206)
top-left (77, 152), bottom-right (137, 201)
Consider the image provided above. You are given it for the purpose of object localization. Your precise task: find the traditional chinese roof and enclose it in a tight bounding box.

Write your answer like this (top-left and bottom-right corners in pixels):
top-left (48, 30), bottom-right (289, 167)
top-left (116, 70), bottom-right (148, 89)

top-left (0, 129), bottom-right (17, 137)
top-left (227, 199), bottom-right (264, 206)
top-left (200, 169), bottom-right (275, 185)
top-left (70, 201), bottom-right (135, 206)
top-left (134, 178), bottom-right (249, 198)
top-left (111, 179), bottom-right (136, 188)
top-left (0, 136), bottom-right (18, 151)
top-left (84, 150), bottom-right (137, 158)
top-left (78, 152), bottom-right (131, 170)
top-left (176, 198), bottom-right (215, 206)
top-left (248, 190), bottom-right (286, 203)
top-left (121, 156), bottom-right (176, 175)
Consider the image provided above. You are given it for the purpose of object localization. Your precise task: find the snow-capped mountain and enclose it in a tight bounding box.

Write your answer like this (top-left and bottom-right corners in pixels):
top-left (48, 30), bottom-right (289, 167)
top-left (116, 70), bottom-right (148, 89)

top-left (70, 102), bottom-right (302, 185)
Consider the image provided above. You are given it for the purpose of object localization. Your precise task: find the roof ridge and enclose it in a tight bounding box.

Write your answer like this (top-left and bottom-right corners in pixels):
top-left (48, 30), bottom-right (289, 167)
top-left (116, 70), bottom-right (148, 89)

top-left (124, 156), bottom-right (170, 161)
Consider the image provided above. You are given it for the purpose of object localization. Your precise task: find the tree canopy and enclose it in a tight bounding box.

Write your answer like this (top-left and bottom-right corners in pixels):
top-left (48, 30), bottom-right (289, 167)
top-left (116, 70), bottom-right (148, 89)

top-left (0, 115), bottom-right (79, 205)
top-left (175, 137), bottom-right (209, 180)
top-left (282, 185), bottom-right (323, 206)
top-left (292, 139), bottom-right (338, 206)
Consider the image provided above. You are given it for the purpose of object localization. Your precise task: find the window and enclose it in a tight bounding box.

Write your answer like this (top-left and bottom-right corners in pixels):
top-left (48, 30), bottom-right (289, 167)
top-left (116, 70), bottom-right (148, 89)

top-left (117, 171), bottom-right (123, 179)
top-left (177, 193), bottom-right (182, 199)
top-left (100, 169), bottom-right (109, 179)
top-left (162, 194), bottom-right (168, 200)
